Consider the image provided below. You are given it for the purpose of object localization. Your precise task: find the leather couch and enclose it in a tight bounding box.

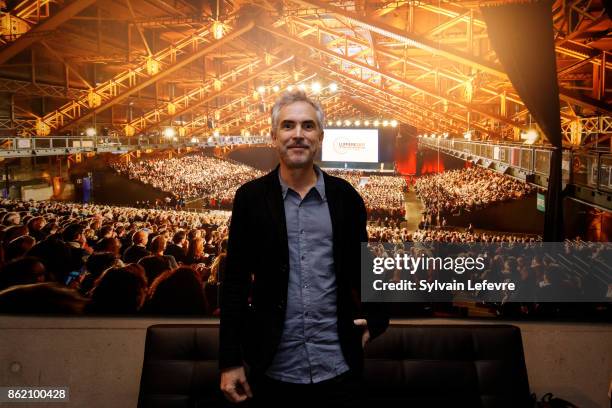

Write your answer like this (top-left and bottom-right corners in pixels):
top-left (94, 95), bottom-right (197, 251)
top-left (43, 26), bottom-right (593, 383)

top-left (138, 324), bottom-right (532, 408)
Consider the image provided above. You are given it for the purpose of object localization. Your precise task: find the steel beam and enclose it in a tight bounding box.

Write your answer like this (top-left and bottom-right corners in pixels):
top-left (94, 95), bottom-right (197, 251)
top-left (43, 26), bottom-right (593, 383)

top-left (0, 0), bottom-right (100, 65)
top-left (52, 21), bottom-right (256, 132)
top-left (135, 55), bottom-right (295, 134)
top-left (261, 25), bottom-right (524, 133)
top-left (299, 58), bottom-right (473, 135)
top-left (291, 0), bottom-right (611, 114)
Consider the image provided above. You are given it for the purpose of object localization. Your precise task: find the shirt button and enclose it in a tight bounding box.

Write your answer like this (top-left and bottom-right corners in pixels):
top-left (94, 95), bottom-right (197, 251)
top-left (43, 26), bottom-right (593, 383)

top-left (301, 255), bottom-right (305, 260)
top-left (300, 229), bottom-right (304, 234)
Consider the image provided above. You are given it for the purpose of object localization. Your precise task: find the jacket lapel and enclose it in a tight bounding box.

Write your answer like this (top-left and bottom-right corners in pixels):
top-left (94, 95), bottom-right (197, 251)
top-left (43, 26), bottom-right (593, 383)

top-left (264, 167), bottom-right (289, 264)
top-left (323, 171), bottom-right (345, 274)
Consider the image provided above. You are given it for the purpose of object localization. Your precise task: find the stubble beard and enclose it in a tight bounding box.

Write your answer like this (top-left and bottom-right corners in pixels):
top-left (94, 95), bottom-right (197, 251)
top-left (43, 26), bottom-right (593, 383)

top-left (281, 145), bottom-right (317, 169)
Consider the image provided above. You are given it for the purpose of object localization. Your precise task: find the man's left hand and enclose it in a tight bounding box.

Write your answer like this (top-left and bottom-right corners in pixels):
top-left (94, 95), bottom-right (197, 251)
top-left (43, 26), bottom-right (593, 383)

top-left (353, 318), bottom-right (370, 348)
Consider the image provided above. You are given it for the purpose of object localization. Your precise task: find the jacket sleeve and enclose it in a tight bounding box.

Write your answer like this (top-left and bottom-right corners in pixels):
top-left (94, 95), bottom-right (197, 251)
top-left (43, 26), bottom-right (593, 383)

top-left (219, 186), bottom-right (252, 369)
top-left (355, 189), bottom-right (389, 340)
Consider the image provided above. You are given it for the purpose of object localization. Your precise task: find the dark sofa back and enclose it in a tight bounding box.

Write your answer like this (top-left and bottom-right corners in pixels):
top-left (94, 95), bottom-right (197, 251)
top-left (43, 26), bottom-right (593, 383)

top-left (138, 324), bottom-right (531, 408)
top-left (363, 324), bottom-right (531, 408)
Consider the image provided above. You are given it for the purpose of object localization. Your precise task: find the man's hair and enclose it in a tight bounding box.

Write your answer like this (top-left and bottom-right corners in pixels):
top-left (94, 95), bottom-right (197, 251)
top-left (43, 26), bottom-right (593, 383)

top-left (270, 90), bottom-right (325, 134)
top-left (62, 223), bottom-right (85, 242)
top-left (132, 230), bottom-right (148, 245)
top-left (172, 230), bottom-right (186, 244)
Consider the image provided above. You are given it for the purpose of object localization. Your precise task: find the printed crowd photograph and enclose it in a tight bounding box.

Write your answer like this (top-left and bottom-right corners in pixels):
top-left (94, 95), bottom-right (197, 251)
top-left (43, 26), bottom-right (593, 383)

top-left (0, 1), bottom-right (610, 407)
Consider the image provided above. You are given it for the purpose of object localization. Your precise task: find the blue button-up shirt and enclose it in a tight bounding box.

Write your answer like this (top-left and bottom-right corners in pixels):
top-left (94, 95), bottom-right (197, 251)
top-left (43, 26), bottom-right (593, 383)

top-left (265, 166), bottom-right (349, 384)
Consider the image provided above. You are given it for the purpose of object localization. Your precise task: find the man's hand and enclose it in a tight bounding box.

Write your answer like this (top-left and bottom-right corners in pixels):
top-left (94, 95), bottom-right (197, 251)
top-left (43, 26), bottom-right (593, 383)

top-left (220, 366), bottom-right (253, 403)
top-left (353, 318), bottom-right (370, 348)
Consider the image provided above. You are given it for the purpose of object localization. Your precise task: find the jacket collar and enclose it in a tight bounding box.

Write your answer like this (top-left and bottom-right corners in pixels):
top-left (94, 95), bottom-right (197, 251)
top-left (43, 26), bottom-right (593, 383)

top-left (263, 165), bottom-right (343, 266)
top-left (277, 165), bottom-right (327, 200)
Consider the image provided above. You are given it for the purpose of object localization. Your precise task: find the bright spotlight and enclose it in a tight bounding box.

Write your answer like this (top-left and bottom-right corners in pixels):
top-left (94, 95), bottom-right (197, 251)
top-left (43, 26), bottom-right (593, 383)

top-left (364, 120), bottom-right (370, 126)
top-left (212, 21), bottom-right (224, 40)
top-left (329, 83), bottom-right (338, 93)
top-left (390, 120), bottom-right (398, 127)
top-left (354, 120), bottom-right (361, 127)
top-left (373, 120), bottom-right (380, 127)
top-left (344, 120), bottom-right (351, 126)
top-left (298, 83), bottom-right (306, 91)
top-left (213, 130), bottom-right (220, 137)
top-left (85, 127), bottom-right (96, 137)
top-left (327, 120), bottom-right (333, 126)
top-left (382, 120), bottom-right (389, 127)
top-left (336, 120), bottom-right (342, 126)
top-left (190, 137), bottom-right (198, 143)
top-left (311, 82), bottom-right (322, 94)
top-left (257, 86), bottom-right (266, 94)
top-left (163, 127), bottom-right (176, 138)
top-left (287, 85), bottom-right (294, 92)
top-left (272, 85), bottom-right (280, 93)
top-left (522, 129), bottom-right (539, 145)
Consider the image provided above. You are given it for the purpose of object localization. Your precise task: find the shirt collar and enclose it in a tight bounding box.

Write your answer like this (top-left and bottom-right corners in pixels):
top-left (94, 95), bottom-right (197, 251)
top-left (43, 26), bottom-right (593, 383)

top-left (278, 165), bottom-right (326, 200)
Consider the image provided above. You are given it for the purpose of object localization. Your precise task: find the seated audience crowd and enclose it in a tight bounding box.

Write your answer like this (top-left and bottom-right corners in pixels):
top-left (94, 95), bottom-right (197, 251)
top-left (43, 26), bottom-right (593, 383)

top-left (0, 200), bottom-right (229, 315)
top-left (328, 170), bottom-right (407, 220)
top-left (111, 154), bottom-right (264, 209)
top-left (367, 223), bottom-right (610, 317)
top-left (414, 167), bottom-right (535, 215)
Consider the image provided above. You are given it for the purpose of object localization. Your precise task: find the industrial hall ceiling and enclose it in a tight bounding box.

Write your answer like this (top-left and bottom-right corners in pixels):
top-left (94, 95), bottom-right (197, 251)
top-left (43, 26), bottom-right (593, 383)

top-left (0, 0), bottom-right (610, 147)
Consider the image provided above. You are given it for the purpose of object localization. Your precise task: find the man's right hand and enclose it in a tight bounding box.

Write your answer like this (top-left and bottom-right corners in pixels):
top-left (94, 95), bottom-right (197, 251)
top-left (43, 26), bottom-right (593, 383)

top-left (220, 366), bottom-right (253, 403)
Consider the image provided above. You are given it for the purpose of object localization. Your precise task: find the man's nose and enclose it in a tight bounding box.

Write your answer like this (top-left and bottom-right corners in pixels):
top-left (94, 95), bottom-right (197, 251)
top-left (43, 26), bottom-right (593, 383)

top-left (293, 125), bottom-right (304, 139)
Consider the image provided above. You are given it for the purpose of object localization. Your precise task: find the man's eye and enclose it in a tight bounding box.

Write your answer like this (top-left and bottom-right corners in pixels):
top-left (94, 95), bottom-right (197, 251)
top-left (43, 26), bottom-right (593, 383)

top-left (282, 123), bottom-right (293, 129)
top-left (303, 123), bottom-right (315, 130)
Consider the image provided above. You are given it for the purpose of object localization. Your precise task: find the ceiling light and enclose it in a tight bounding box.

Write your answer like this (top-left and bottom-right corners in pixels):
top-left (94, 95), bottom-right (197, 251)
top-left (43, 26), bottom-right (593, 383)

top-left (212, 21), bottom-right (224, 40)
top-left (163, 127), bottom-right (176, 138)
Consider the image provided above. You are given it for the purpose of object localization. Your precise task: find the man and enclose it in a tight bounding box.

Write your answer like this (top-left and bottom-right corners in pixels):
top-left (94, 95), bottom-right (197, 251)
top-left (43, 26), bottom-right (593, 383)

top-left (164, 230), bottom-right (187, 264)
top-left (219, 90), bottom-right (388, 407)
top-left (122, 229), bottom-right (150, 264)
top-left (62, 223), bottom-right (92, 275)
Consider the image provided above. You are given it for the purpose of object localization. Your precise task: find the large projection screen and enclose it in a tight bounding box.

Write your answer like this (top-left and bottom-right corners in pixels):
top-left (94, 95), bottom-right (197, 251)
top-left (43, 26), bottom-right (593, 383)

top-left (321, 129), bottom-right (379, 163)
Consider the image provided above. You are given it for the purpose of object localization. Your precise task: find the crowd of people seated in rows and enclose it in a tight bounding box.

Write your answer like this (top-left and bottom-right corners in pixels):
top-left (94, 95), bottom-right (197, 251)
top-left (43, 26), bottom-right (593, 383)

top-left (414, 166), bottom-right (535, 216)
top-left (367, 222), bottom-right (610, 317)
top-left (0, 197), bottom-right (608, 318)
top-left (327, 170), bottom-right (407, 221)
top-left (113, 154), bottom-right (409, 220)
top-left (0, 200), bottom-right (230, 315)
top-left (111, 154), bottom-right (264, 209)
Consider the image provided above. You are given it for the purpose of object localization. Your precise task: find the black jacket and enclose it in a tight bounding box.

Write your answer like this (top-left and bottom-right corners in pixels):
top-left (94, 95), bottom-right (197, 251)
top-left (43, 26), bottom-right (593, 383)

top-left (123, 245), bottom-right (150, 264)
top-left (219, 167), bottom-right (388, 375)
top-left (164, 243), bottom-right (186, 264)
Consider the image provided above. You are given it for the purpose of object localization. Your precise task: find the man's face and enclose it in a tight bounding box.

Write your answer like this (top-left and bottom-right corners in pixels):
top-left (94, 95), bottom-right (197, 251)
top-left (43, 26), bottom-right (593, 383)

top-left (272, 101), bottom-right (323, 169)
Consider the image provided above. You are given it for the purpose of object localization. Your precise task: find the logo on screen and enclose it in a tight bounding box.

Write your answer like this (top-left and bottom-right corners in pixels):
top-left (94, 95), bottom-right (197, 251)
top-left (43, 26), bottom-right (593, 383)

top-left (333, 137), bottom-right (366, 155)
